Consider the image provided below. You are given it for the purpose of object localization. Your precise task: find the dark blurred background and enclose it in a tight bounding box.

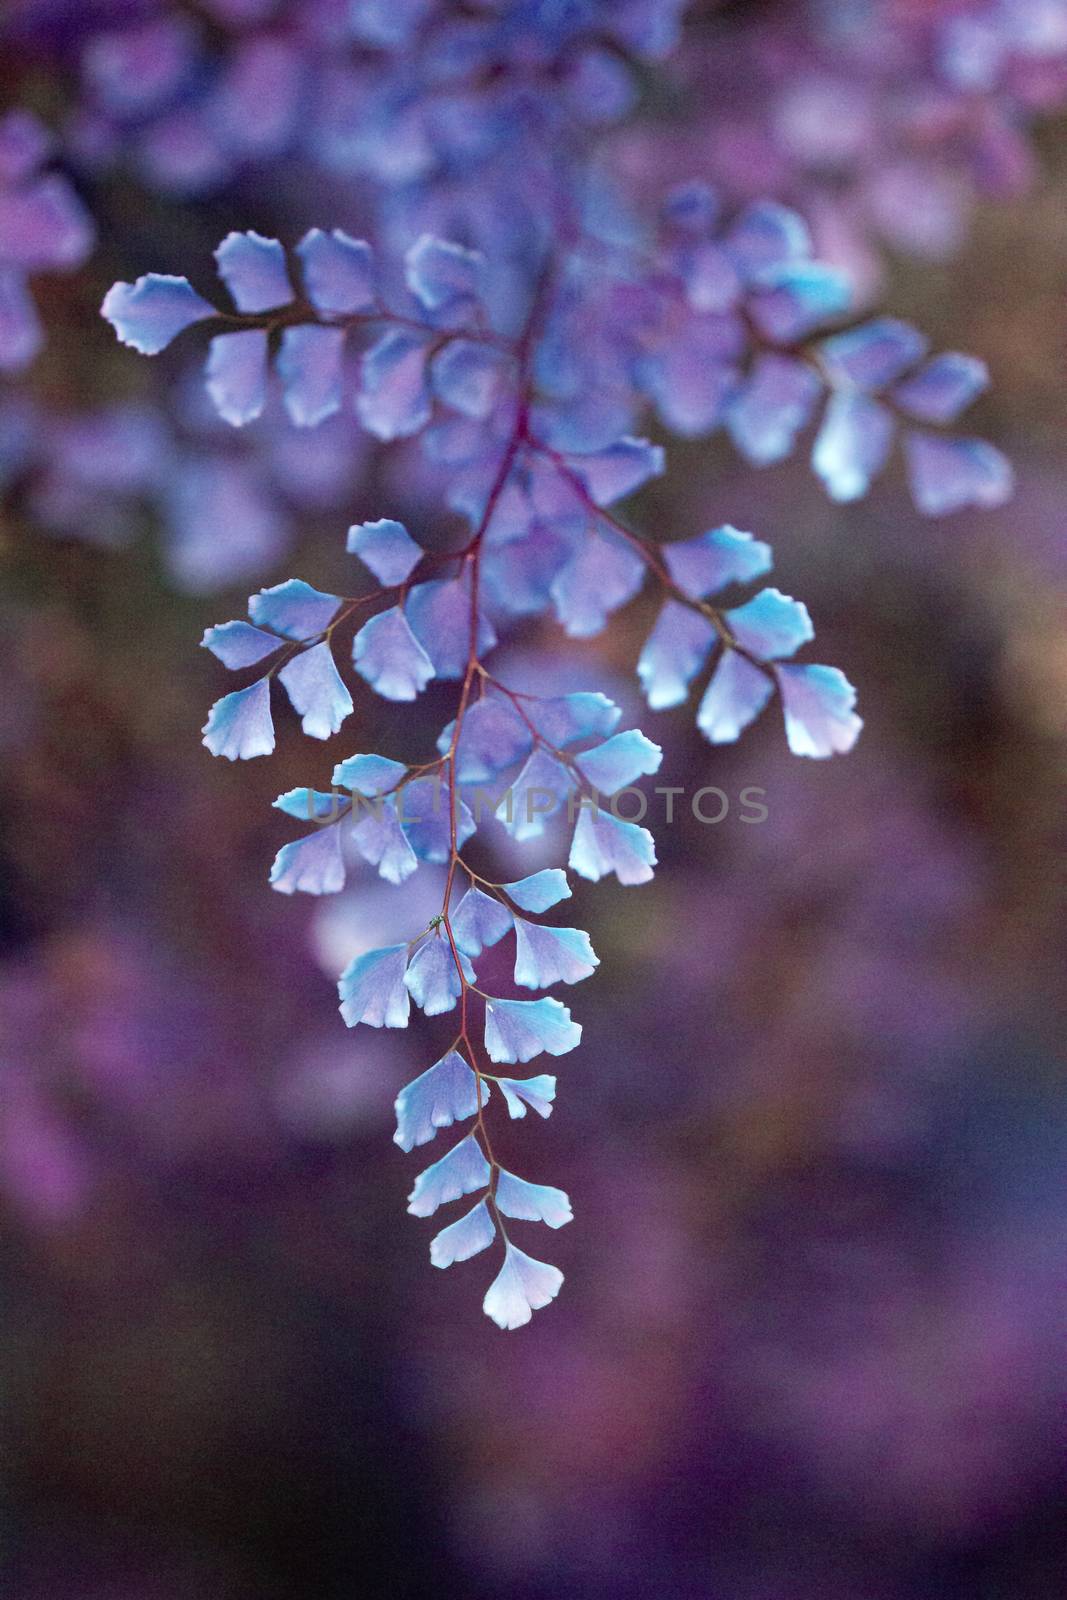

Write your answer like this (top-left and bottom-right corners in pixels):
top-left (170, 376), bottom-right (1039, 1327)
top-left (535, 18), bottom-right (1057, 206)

top-left (1, 11), bottom-right (1066, 1600)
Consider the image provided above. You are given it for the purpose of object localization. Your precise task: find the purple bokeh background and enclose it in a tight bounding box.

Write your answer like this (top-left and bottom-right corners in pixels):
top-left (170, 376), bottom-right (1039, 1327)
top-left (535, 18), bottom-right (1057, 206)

top-left (1, 3), bottom-right (1066, 1596)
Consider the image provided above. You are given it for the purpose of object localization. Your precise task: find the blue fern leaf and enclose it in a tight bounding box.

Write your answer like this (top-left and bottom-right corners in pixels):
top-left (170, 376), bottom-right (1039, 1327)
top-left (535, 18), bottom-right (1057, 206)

top-left (356, 328), bottom-right (432, 440)
top-left (296, 228), bottom-right (376, 314)
top-left (338, 944), bottom-right (411, 1028)
top-left (394, 1050), bottom-right (485, 1151)
top-left (817, 318), bottom-right (928, 390)
top-left (277, 325), bottom-right (345, 427)
top-left (451, 887), bottom-right (513, 958)
top-left (776, 664), bottom-right (864, 758)
top-left (404, 937), bottom-right (476, 1015)
top-left (350, 798), bottom-right (419, 885)
top-left (482, 1243), bottom-right (563, 1329)
top-left (725, 588), bottom-right (814, 659)
top-left (569, 807), bottom-right (656, 885)
top-left (502, 870), bottom-right (571, 913)
top-left (205, 330), bottom-right (268, 425)
top-left (696, 651), bottom-right (773, 744)
top-left (352, 607), bottom-right (435, 700)
top-left (201, 620), bottom-right (280, 668)
top-left (504, 748), bottom-right (572, 841)
top-left (407, 1134), bottom-right (491, 1217)
top-left (483, 996), bottom-right (582, 1063)
top-left (513, 921), bottom-right (598, 989)
top-left (892, 353), bottom-right (988, 423)
top-left (903, 433), bottom-right (1013, 516)
top-left (100, 273), bottom-right (214, 353)
top-left (662, 523), bottom-right (772, 599)
top-left (332, 753), bottom-right (407, 795)
top-left (430, 1199), bottom-right (496, 1268)
top-left (215, 230), bottom-right (293, 312)
top-left (202, 679), bottom-right (275, 760)
top-left (269, 824), bottom-right (346, 895)
top-left (406, 574), bottom-right (497, 677)
top-left (272, 788), bottom-right (342, 820)
top-left (405, 235), bottom-right (485, 318)
top-left (637, 602), bottom-right (716, 709)
top-left (278, 643), bottom-right (353, 739)
top-left (812, 392), bottom-right (895, 503)
top-left (496, 1075), bottom-right (557, 1120)
top-left (346, 518), bottom-right (423, 585)
top-left (494, 1170), bottom-right (573, 1228)
top-left (574, 729), bottom-right (662, 793)
top-left (248, 578), bottom-right (341, 639)
top-left (726, 354), bottom-right (821, 466)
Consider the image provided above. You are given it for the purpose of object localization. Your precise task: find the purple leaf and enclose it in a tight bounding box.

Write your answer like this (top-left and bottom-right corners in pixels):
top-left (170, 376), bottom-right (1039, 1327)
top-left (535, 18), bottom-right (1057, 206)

top-left (776, 663), bottom-right (863, 758)
top-left (663, 523), bottom-right (772, 599)
top-left (215, 230), bottom-right (293, 313)
top-left (101, 273), bottom-right (214, 354)
top-left (696, 650), bottom-right (773, 744)
top-left (347, 518), bottom-right (423, 585)
top-left (405, 234), bottom-right (484, 315)
top-left (296, 228), bottom-right (376, 314)
top-left (356, 328), bottom-right (432, 440)
top-left (352, 607), bottom-right (435, 700)
top-left (726, 354), bottom-right (822, 466)
top-left (277, 324), bottom-right (346, 426)
top-left (893, 354), bottom-right (989, 423)
top-left (903, 432), bottom-right (1013, 516)
top-left (269, 824), bottom-right (346, 896)
top-left (205, 329), bottom-right (268, 425)
top-left (811, 392), bottom-right (895, 502)
top-left (638, 602), bottom-right (716, 710)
